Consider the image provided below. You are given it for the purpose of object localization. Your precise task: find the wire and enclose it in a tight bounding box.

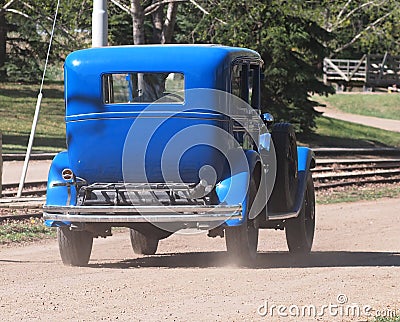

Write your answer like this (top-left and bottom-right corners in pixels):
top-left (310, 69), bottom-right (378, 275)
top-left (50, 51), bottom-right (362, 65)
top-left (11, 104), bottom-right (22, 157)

top-left (40, 0), bottom-right (61, 92)
top-left (17, 0), bottom-right (61, 198)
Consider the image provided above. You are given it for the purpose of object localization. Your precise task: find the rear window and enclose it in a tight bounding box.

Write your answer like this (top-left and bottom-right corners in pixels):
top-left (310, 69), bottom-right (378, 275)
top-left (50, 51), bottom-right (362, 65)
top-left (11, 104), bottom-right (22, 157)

top-left (102, 72), bottom-right (184, 104)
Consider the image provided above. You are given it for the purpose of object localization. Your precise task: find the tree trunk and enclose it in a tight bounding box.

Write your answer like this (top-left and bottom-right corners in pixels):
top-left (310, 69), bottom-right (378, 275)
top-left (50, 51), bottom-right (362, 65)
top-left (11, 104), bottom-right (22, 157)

top-left (161, 2), bottom-right (178, 44)
top-left (131, 0), bottom-right (145, 45)
top-left (151, 1), bottom-right (163, 44)
top-left (0, 9), bottom-right (7, 80)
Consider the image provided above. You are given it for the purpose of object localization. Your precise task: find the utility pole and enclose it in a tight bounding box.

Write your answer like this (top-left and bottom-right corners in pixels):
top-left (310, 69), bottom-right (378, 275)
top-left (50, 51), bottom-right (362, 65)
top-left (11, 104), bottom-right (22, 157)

top-left (92, 0), bottom-right (108, 47)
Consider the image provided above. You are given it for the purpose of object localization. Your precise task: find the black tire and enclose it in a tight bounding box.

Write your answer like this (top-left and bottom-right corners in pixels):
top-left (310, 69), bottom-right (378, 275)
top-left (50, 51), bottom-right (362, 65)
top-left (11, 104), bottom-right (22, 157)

top-left (225, 177), bottom-right (259, 263)
top-left (129, 229), bottom-right (159, 255)
top-left (285, 172), bottom-right (315, 253)
top-left (268, 123), bottom-right (298, 212)
top-left (57, 227), bottom-right (93, 266)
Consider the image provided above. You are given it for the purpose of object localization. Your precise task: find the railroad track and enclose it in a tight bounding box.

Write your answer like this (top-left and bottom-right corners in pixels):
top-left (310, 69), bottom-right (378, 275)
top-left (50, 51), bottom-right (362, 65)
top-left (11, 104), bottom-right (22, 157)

top-left (313, 158), bottom-right (400, 190)
top-left (0, 156), bottom-right (399, 222)
top-left (1, 182), bottom-right (47, 198)
top-left (2, 159), bottom-right (400, 196)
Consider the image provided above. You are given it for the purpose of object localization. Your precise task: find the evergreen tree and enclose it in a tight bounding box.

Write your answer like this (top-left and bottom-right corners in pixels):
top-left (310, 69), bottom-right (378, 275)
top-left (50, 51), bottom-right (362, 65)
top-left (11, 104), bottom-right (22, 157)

top-left (1, 0), bottom-right (91, 82)
top-left (185, 1), bottom-right (334, 134)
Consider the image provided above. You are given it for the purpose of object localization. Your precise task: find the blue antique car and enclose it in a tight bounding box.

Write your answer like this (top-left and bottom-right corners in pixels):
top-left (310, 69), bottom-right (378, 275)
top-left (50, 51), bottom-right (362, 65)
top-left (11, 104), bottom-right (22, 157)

top-left (43, 45), bottom-right (316, 266)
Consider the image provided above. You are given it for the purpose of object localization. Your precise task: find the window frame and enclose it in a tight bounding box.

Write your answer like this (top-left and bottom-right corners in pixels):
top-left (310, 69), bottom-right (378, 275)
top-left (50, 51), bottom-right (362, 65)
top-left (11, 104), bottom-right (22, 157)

top-left (101, 72), bottom-right (185, 105)
top-left (230, 58), bottom-right (262, 110)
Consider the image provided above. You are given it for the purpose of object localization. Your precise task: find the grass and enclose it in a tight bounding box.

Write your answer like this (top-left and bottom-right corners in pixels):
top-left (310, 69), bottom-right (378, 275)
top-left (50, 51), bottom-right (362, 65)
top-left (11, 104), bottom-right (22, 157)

top-left (299, 116), bottom-right (400, 148)
top-left (0, 217), bottom-right (56, 244)
top-left (1, 82), bottom-right (400, 153)
top-left (316, 183), bottom-right (400, 204)
top-left (0, 82), bottom-right (66, 153)
top-left (372, 317), bottom-right (400, 322)
top-left (313, 93), bottom-right (400, 121)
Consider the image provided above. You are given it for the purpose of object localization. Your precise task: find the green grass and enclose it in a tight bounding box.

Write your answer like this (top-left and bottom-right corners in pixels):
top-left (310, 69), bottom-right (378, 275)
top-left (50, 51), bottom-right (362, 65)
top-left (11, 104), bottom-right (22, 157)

top-left (2, 83), bottom-right (400, 153)
top-left (299, 116), bottom-right (400, 148)
top-left (0, 217), bottom-right (56, 244)
top-left (316, 183), bottom-right (400, 204)
top-left (314, 93), bottom-right (400, 120)
top-left (371, 317), bottom-right (400, 322)
top-left (0, 82), bottom-right (66, 153)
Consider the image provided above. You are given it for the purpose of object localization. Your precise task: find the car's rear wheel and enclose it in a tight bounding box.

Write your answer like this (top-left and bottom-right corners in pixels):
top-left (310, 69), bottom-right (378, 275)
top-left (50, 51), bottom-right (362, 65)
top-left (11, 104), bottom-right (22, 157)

top-left (285, 172), bottom-right (315, 253)
top-left (57, 227), bottom-right (93, 266)
top-left (225, 177), bottom-right (259, 263)
top-left (129, 229), bottom-right (159, 255)
top-left (268, 123), bottom-right (298, 212)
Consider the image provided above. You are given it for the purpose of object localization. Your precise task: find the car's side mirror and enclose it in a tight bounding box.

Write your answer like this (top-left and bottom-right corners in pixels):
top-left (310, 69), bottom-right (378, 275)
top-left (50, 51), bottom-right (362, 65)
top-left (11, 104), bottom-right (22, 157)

top-left (261, 112), bottom-right (274, 126)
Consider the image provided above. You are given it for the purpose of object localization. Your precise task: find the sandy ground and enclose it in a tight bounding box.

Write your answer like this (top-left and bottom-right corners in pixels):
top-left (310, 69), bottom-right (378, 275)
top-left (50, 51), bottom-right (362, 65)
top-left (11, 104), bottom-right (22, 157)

top-left (2, 160), bottom-right (51, 185)
top-left (0, 198), bottom-right (399, 321)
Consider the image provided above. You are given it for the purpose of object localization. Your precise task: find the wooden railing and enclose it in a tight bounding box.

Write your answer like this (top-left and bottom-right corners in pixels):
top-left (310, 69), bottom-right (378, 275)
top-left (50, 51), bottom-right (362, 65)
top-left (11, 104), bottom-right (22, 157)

top-left (323, 53), bottom-right (400, 88)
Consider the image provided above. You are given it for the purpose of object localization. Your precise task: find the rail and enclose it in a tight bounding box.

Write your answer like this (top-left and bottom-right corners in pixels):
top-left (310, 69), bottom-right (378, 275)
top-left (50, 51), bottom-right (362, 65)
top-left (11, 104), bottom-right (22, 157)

top-left (1, 150), bottom-right (399, 221)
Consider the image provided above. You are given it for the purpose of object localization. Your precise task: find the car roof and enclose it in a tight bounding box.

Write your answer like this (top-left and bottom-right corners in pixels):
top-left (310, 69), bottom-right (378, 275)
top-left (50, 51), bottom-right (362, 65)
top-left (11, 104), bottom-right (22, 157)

top-left (65, 44), bottom-right (262, 74)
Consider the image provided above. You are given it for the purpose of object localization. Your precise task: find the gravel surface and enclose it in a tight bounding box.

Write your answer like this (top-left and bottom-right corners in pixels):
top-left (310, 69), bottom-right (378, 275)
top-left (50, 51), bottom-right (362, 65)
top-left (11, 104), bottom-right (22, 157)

top-left (315, 105), bottom-right (400, 133)
top-left (0, 198), bottom-right (399, 321)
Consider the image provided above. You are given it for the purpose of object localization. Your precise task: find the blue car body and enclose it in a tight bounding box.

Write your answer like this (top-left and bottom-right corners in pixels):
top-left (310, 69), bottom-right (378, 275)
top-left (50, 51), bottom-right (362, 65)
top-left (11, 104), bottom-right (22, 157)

top-left (44, 45), bottom-right (314, 233)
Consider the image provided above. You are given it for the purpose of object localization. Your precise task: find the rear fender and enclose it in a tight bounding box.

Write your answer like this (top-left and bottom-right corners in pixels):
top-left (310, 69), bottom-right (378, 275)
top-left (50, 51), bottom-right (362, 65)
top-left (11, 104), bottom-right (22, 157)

top-left (45, 151), bottom-right (74, 227)
top-left (267, 146), bottom-right (315, 220)
top-left (293, 146), bottom-right (315, 213)
top-left (297, 146), bottom-right (315, 172)
top-left (216, 149), bottom-right (261, 227)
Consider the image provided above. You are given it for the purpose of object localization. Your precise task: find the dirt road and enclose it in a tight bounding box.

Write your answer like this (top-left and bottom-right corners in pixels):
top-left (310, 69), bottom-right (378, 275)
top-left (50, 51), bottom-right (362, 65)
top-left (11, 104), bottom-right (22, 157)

top-left (2, 160), bottom-right (51, 184)
top-left (0, 198), bottom-right (399, 321)
top-left (314, 105), bottom-right (400, 133)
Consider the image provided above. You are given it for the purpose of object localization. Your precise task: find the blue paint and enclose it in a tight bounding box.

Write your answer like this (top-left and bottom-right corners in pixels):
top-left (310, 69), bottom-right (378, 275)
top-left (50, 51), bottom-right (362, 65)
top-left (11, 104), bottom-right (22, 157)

top-left (44, 220), bottom-right (71, 228)
top-left (62, 45), bottom-right (260, 185)
top-left (46, 45), bottom-right (315, 232)
top-left (297, 146), bottom-right (314, 172)
top-left (217, 150), bottom-right (261, 227)
top-left (45, 151), bottom-right (76, 227)
top-left (46, 151), bottom-right (77, 206)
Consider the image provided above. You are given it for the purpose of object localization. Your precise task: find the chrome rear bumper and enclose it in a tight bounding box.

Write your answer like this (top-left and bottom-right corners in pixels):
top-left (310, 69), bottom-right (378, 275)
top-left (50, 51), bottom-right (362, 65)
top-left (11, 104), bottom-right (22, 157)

top-left (43, 204), bottom-right (242, 223)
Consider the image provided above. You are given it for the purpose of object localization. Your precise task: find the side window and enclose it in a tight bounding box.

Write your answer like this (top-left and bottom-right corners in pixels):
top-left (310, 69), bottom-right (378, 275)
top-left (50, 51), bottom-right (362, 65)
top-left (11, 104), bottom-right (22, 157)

top-left (231, 64), bottom-right (243, 99)
top-left (249, 65), bottom-right (260, 109)
top-left (231, 64), bottom-right (249, 102)
top-left (102, 72), bottom-right (184, 104)
top-left (231, 63), bottom-right (260, 109)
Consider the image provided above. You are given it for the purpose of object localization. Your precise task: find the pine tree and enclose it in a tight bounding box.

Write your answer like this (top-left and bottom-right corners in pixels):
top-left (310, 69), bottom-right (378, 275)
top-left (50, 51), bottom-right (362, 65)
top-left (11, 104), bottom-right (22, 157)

top-left (185, 0), bottom-right (334, 134)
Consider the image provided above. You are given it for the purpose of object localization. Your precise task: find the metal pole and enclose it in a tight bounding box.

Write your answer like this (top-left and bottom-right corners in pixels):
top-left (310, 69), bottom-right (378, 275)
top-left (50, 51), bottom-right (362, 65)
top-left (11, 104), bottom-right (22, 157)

top-left (92, 0), bottom-right (108, 47)
top-left (15, 0), bottom-right (59, 198)
top-left (17, 93), bottom-right (43, 198)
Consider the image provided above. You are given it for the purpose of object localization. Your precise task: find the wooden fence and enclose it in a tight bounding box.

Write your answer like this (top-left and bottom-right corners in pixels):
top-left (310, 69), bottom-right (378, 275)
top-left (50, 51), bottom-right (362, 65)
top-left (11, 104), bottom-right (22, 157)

top-left (323, 53), bottom-right (400, 89)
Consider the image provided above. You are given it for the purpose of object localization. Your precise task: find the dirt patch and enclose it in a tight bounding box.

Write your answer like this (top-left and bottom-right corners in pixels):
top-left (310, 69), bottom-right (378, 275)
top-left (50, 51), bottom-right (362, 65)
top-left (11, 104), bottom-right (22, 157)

top-left (0, 198), bottom-right (399, 321)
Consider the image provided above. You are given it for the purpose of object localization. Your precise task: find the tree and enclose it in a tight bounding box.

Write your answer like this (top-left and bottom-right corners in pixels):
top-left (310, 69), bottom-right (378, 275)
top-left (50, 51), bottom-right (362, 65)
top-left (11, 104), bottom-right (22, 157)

top-left (0, 0), bottom-right (18, 80)
top-left (296, 0), bottom-right (400, 57)
top-left (109, 0), bottom-right (180, 44)
top-left (184, 0), bottom-right (334, 134)
top-left (1, 0), bottom-right (92, 82)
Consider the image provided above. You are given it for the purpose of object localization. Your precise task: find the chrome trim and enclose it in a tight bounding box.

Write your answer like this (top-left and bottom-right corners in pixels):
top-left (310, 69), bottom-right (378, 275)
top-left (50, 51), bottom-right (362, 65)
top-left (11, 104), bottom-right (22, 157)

top-left (43, 213), bottom-right (241, 223)
top-left (44, 204), bottom-right (240, 214)
top-left (43, 204), bottom-right (242, 223)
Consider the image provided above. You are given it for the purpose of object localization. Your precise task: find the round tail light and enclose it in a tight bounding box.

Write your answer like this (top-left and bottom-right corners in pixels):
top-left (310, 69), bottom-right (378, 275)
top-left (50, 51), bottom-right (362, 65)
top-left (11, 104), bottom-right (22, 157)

top-left (62, 168), bottom-right (74, 181)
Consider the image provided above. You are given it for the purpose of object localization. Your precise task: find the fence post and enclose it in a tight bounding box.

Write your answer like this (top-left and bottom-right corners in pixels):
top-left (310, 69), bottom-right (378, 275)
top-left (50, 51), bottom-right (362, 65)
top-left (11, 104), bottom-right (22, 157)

top-left (0, 132), bottom-right (2, 198)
